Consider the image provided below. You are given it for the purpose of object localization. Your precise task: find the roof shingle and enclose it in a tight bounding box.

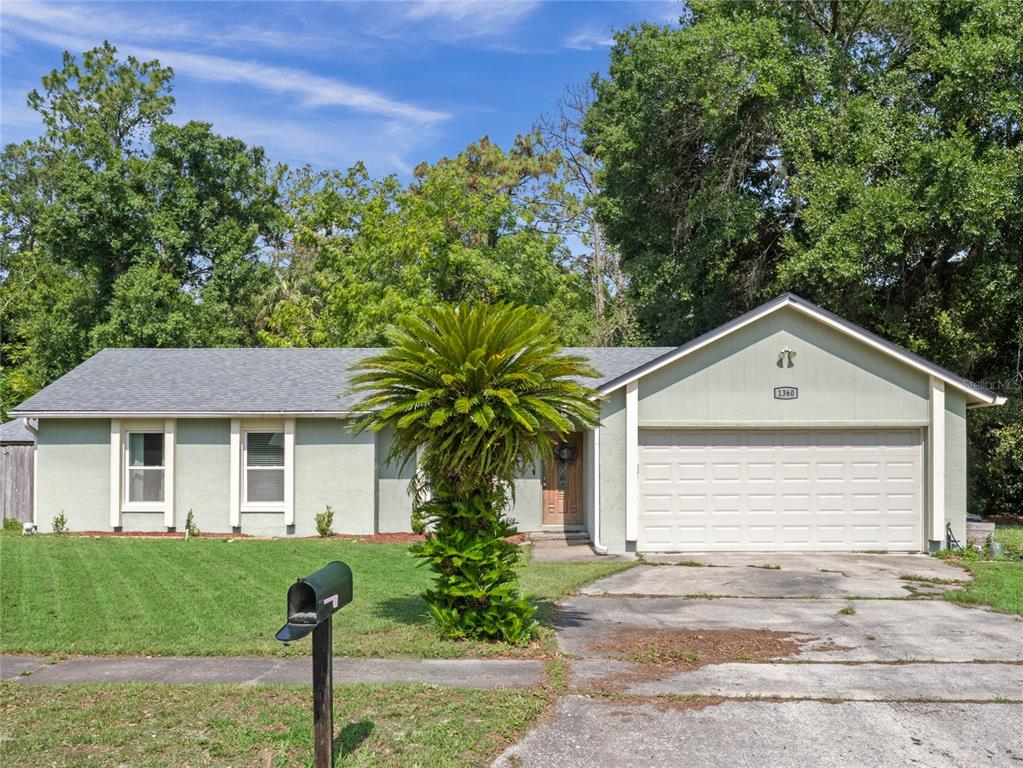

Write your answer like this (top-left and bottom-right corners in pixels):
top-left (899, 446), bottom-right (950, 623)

top-left (9, 346), bottom-right (674, 416)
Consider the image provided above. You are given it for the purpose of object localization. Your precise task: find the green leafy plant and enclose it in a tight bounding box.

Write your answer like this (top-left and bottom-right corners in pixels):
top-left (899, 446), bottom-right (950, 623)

top-left (3, 518), bottom-right (22, 535)
top-left (352, 302), bottom-right (600, 643)
top-left (315, 505), bottom-right (335, 538)
top-left (185, 510), bottom-right (200, 539)
top-left (52, 511), bottom-right (67, 535)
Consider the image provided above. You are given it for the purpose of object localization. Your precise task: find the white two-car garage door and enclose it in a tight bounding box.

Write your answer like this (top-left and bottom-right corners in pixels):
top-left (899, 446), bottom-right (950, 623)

top-left (638, 429), bottom-right (923, 552)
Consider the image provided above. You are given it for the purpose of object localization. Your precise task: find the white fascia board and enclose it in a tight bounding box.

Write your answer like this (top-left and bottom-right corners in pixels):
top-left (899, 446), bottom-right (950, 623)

top-left (597, 295), bottom-right (1003, 406)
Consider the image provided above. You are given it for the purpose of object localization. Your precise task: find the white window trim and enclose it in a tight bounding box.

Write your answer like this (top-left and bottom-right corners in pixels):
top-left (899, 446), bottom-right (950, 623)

top-left (110, 419), bottom-right (176, 526)
top-left (231, 418), bottom-right (294, 525)
top-left (123, 427), bottom-right (167, 513)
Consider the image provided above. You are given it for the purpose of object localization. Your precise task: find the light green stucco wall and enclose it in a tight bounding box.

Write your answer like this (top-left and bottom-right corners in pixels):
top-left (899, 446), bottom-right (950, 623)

top-left (293, 418), bottom-right (375, 536)
top-left (638, 307), bottom-right (929, 426)
top-left (945, 391), bottom-right (967, 546)
top-left (36, 419), bottom-right (109, 532)
top-left (597, 389), bottom-right (627, 553)
top-left (175, 419), bottom-right (231, 533)
top-left (509, 457), bottom-right (542, 531)
top-left (582, 429), bottom-right (594, 533)
top-left (375, 427), bottom-right (415, 533)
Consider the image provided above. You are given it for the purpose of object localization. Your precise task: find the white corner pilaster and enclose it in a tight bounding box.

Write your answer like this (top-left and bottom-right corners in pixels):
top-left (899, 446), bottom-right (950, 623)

top-left (625, 380), bottom-right (639, 542)
top-left (164, 419), bottom-right (176, 529)
top-left (928, 376), bottom-right (946, 542)
top-left (229, 418), bottom-right (241, 528)
top-left (109, 419), bottom-right (121, 528)
top-left (284, 418), bottom-right (295, 527)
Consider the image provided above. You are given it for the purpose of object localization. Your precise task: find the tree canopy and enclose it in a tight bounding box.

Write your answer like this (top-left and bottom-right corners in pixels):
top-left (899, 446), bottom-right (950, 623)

top-left (584, 0), bottom-right (1022, 514)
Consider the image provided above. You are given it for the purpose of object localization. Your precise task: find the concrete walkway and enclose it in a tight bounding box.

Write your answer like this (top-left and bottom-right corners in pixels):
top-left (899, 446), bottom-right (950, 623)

top-left (0, 655), bottom-right (544, 689)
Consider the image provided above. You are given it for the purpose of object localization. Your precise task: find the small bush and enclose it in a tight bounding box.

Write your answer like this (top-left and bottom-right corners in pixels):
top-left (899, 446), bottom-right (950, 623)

top-left (185, 510), bottom-right (200, 538)
top-left (409, 504), bottom-right (427, 535)
top-left (3, 518), bottom-right (22, 534)
top-left (315, 505), bottom-right (334, 538)
top-left (52, 511), bottom-right (67, 535)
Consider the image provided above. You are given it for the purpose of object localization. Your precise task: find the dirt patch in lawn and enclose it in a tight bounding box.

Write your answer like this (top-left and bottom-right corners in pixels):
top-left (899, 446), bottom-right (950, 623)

top-left (588, 627), bottom-right (805, 668)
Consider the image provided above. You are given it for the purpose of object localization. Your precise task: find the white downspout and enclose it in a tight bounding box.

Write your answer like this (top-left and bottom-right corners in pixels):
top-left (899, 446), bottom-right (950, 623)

top-left (591, 426), bottom-right (607, 554)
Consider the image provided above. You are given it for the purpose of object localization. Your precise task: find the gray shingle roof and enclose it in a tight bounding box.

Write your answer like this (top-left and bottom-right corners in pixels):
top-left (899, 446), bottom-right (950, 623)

top-left (8, 346), bottom-right (674, 416)
top-left (0, 418), bottom-right (35, 443)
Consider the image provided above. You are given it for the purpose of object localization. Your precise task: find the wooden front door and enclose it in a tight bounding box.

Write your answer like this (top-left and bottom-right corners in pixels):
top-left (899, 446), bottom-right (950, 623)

top-left (542, 432), bottom-right (583, 526)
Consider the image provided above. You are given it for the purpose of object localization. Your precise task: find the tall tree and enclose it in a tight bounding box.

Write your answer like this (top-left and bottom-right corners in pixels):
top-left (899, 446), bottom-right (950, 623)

top-left (535, 84), bottom-right (633, 345)
top-left (1, 44), bottom-right (283, 413)
top-left (585, 0), bottom-right (1023, 515)
top-left (260, 138), bottom-right (595, 347)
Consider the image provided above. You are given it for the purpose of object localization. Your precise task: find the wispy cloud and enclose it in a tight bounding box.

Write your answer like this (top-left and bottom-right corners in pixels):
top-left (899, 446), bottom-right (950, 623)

top-left (563, 26), bottom-right (615, 51)
top-left (0, 2), bottom-right (341, 53)
top-left (372, 0), bottom-right (539, 44)
top-left (2, 3), bottom-right (448, 124)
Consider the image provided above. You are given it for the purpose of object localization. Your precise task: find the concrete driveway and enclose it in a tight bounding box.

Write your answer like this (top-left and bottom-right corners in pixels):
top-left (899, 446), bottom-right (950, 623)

top-left (494, 554), bottom-right (1023, 767)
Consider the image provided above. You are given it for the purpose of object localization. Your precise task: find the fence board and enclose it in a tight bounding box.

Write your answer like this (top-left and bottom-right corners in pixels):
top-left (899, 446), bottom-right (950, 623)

top-left (1, 444), bottom-right (34, 522)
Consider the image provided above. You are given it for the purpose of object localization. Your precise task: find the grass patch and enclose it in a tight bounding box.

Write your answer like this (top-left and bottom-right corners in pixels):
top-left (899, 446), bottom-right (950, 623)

top-left (994, 526), bottom-right (1023, 558)
top-left (943, 560), bottom-right (1023, 615)
top-left (747, 563), bottom-right (780, 570)
top-left (0, 681), bottom-right (547, 767)
top-left (837, 606), bottom-right (856, 616)
top-left (898, 574), bottom-right (968, 585)
top-left (0, 536), bottom-right (631, 657)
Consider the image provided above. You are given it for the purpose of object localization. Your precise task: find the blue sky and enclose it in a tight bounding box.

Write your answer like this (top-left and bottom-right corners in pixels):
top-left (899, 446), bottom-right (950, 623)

top-left (1, 1), bottom-right (682, 178)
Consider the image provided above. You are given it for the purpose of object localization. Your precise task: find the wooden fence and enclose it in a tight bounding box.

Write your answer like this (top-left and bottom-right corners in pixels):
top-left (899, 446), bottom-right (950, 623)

top-left (1, 443), bottom-right (33, 523)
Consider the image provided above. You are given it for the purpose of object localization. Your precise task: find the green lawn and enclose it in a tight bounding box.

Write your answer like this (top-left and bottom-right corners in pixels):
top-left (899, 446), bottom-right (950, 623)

top-left (994, 526), bottom-right (1023, 558)
top-left (0, 536), bottom-right (631, 657)
top-left (0, 681), bottom-right (548, 767)
top-left (944, 559), bottom-right (1023, 615)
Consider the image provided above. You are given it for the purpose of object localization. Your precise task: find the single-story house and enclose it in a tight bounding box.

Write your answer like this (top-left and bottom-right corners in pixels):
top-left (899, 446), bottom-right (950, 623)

top-left (9, 293), bottom-right (1005, 553)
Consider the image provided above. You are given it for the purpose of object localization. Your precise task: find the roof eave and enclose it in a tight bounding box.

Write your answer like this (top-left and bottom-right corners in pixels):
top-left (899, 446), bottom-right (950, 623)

top-left (597, 294), bottom-right (1004, 406)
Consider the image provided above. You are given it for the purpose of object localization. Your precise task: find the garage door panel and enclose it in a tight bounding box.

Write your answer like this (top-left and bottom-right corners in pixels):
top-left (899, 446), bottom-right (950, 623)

top-left (638, 429), bottom-right (922, 552)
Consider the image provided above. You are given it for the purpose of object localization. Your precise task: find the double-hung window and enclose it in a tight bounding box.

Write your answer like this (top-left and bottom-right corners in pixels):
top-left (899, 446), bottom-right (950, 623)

top-left (244, 431), bottom-right (286, 505)
top-left (125, 432), bottom-right (165, 505)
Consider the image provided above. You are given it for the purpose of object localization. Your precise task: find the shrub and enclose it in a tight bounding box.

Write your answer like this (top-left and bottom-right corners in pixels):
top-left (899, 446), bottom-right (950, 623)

top-left (52, 511), bottom-right (67, 535)
top-left (185, 509), bottom-right (200, 538)
top-left (3, 518), bottom-right (22, 534)
top-left (315, 505), bottom-right (335, 538)
top-left (352, 302), bottom-right (599, 643)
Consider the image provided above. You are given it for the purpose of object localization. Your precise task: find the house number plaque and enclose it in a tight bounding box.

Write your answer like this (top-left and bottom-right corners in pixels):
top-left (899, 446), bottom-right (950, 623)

top-left (774, 386), bottom-right (798, 400)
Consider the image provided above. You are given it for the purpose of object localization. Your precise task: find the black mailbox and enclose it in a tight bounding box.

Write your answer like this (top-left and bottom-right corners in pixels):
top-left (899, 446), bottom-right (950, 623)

top-left (276, 560), bottom-right (353, 642)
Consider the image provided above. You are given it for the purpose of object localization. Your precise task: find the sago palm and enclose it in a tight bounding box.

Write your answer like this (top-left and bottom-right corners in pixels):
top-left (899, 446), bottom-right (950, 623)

top-left (350, 301), bottom-right (599, 642)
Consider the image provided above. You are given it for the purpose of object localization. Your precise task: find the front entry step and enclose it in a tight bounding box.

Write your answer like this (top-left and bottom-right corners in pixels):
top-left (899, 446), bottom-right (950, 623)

top-left (526, 530), bottom-right (591, 544)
